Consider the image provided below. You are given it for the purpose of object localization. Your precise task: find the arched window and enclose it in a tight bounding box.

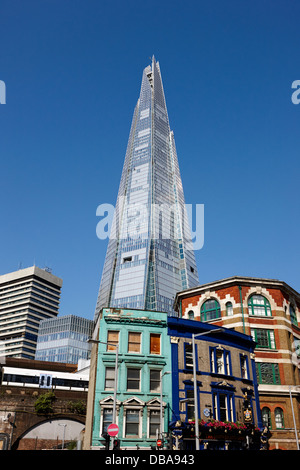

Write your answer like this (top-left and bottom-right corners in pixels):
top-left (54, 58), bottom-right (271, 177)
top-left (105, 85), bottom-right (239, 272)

top-left (261, 407), bottom-right (271, 428)
top-left (226, 302), bottom-right (233, 316)
top-left (187, 310), bottom-right (194, 320)
top-left (248, 295), bottom-right (272, 317)
top-left (201, 299), bottom-right (221, 322)
top-left (275, 407), bottom-right (284, 429)
top-left (290, 305), bottom-right (298, 326)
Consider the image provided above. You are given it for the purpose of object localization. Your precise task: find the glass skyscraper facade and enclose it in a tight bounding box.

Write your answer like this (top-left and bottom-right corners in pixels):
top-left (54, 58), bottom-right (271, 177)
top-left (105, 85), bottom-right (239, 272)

top-left (35, 315), bottom-right (94, 364)
top-left (94, 57), bottom-right (199, 320)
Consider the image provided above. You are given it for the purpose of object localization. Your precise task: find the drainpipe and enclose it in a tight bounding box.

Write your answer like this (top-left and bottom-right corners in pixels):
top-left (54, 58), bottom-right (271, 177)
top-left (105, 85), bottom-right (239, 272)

top-left (238, 286), bottom-right (246, 334)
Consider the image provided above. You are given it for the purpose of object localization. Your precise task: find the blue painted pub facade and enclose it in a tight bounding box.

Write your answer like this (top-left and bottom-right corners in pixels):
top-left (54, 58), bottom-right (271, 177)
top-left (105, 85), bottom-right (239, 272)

top-left (167, 317), bottom-right (263, 450)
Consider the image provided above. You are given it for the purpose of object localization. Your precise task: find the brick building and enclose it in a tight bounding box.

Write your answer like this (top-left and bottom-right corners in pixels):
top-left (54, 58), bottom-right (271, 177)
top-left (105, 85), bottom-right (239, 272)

top-left (167, 317), bottom-right (262, 450)
top-left (174, 276), bottom-right (300, 450)
top-left (0, 358), bottom-right (88, 450)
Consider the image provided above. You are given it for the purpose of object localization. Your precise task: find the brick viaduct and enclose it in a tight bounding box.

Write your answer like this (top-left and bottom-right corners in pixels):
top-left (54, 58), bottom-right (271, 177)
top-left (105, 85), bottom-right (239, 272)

top-left (0, 385), bottom-right (87, 450)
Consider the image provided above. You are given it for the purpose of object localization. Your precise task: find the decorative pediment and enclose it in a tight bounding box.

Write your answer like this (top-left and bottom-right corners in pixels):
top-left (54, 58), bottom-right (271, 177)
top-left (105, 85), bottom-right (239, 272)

top-left (146, 397), bottom-right (164, 407)
top-left (211, 380), bottom-right (236, 390)
top-left (183, 379), bottom-right (202, 387)
top-left (123, 396), bottom-right (145, 407)
top-left (99, 395), bottom-right (121, 406)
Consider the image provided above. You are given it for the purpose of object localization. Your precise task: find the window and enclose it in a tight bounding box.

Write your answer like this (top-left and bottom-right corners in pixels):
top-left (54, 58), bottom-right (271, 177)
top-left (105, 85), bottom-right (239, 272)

top-left (186, 389), bottom-right (195, 420)
top-left (261, 407), bottom-right (271, 428)
top-left (248, 295), bottom-right (272, 317)
top-left (210, 347), bottom-right (231, 375)
top-left (275, 407), bottom-right (284, 429)
top-left (128, 332), bottom-right (141, 353)
top-left (216, 350), bottom-right (225, 374)
top-left (39, 374), bottom-right (52, 389)
top-left (294, 337), bottom-right (300, 359)
top-left (213, 392), bottom-right (233, 422)
top-left (188, 310), bottom-right (194, 320)
top-left (290, 305), bottom-right (298, 326)
top-left (107, 330), bottom-right (119, 352)
top-left (127, 368), bottom-right (140, 391)
top-left (251, 328), bottom-right (276, 349)
top-left (149, 410), bottom-right (160, 437)
top-left (201, 299), bottom-right (221, 322)
top-left (184, 342), bottom-right (193, 369)
top-left (150, 333), bottom-right (161, 355)
top-left (150, 369), bottom-right (160, 392)
top-left (240, 355), bottom-right (249, 379)
top-left (125, 410), bottom-right (140, 437)
top-left (255, 363), bottom-right (281, 385)
top-left (226, 302), bottom-right (233, 316)
top-left (102, 408), bottom-right (113, 434)
top-left (104, 367), bottom-right (115, 390)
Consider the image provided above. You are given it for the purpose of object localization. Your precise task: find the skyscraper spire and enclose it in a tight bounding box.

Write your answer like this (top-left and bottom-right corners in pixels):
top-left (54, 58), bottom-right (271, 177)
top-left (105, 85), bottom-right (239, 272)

top-left (94, 59), bottom-right (199, 320)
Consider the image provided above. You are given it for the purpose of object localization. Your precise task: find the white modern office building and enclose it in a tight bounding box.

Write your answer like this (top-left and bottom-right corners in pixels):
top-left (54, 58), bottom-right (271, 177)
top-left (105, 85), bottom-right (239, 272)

top-left (35, 314), bottom-right (94, 364)
top-left (0, 266), bottom-right (62, 360)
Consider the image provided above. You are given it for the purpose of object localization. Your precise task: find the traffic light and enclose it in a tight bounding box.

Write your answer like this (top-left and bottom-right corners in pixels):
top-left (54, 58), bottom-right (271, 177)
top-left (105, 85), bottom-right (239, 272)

top-left (165, 433), bottom-right (173, 450)
top-left (101, 432), bottom-right (110, 450)
top-left (113, 439), bottom-right (120, 450)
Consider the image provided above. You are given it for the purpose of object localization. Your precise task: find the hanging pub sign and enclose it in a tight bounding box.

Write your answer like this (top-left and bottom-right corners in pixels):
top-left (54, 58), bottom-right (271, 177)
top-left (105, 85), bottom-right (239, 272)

top-left (243, 408), bottom-right (252, 423)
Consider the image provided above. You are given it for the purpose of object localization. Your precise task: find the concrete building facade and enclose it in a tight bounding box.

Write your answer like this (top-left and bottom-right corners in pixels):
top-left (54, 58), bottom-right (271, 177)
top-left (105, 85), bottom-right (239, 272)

top-left (0, 266), bottom-right (62, 360)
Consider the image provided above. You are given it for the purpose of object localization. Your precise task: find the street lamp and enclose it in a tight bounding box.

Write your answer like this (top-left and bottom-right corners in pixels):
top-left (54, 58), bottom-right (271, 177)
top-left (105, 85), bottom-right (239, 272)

top-left (289, 385), bottom-right (300, 450)
top-left (88, 337), bottom-right (119, 450)
top-left (192, 328), bottom-right (223, 450)
top-left (160, 371), bottom-right (171, 443)
top-left (58, 423), bottom-right (67, 450)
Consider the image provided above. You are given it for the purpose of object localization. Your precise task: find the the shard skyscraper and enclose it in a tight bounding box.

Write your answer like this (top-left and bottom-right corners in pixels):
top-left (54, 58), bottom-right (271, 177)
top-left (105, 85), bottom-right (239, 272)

top-left (94, 57), bottom-right (199, 320)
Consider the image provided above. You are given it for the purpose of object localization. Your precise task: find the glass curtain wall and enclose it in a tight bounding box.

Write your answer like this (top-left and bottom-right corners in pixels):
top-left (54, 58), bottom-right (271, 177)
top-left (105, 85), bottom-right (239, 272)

top-left (94, 57), bottom-right (199, 320)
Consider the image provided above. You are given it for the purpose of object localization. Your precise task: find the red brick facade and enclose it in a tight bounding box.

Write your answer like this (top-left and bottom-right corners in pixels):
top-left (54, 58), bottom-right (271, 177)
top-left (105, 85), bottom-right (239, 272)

top-left (175, 276), bottom-right (300, 450)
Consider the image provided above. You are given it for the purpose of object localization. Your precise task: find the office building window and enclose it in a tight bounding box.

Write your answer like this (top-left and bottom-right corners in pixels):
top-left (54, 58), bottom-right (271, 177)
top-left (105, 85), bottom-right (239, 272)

top-left (210, 347), bottom-right (231, 375)
top-left (104, 367), bottom-right (115, 390)
top-left (275, 407), bottom-right (284, 429)
top-left (188, 310), bottom-right (194, 319)
top-left (261, 407), bottom-right (271, 428)
top-left (102, 408), bottom-right (113, 434)
top-left (248, 295), bottom-right (272, 317)
top-left (294, 337), bottom-right (300, 359)
top-left (149, 410), bottom-right (160, 438)
top-left (240, 355), bottom-right (249, 379)
top-left (251, 328), bottom-right (276, 349)
top-left (150, 369), bottom-right (160, 392)
top-left (125, 410), bottom-right (140, 437)
top-left (290, 305), bottom-right (298, 326)
top-left (201, 299), bottom-right (221, 322)
top-left (107, 330), bottom-right (119, 352)
top-left (184, 342), bottom-right (193, 369)
top-left (226, 302), bottom-right (233, 316)
top-left (150, 333), bottom-right (161, 355)
top-left (255, 363), bottom-right (280, 385)
top-left (186, 389), bottom-right (195, 420)
top-left (213, 392), bottom-right (233, 422)
top-left (128, 332), bottom-right (141, 353)
top-left (127, 368), bottom-right (140, 391)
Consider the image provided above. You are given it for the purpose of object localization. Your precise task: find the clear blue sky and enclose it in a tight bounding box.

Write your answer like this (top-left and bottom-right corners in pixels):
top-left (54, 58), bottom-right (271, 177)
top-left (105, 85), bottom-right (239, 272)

top-left (0, 0), bottom-right (299, 320)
